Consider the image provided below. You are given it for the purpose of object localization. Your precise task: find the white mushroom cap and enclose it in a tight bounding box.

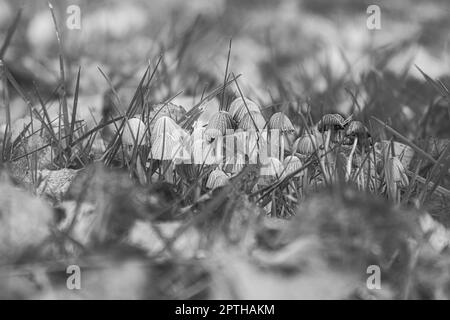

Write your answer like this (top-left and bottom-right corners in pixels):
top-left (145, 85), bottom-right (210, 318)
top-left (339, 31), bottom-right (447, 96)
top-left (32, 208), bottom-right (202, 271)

top-left (122, 118), bottom-right (147, 146)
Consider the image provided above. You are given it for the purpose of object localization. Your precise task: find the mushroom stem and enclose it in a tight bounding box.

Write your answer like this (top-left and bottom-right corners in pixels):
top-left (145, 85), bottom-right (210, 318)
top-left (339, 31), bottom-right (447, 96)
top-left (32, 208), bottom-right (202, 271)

top-left (346, 137), bottom-right (358, 181)
top-left (324, 130), bottom-right (331, 153)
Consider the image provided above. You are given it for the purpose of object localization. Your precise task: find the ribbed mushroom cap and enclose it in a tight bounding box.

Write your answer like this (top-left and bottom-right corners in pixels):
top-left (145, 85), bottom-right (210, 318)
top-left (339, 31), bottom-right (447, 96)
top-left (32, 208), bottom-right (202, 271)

top-left (260, 157), bottom-right (284, 177)
top-left (268, 112), bottom-right (295, 133)
top-left (150, 116), bottom-right (186, 144)
top-left (149, 132), bottom-right (180, 160)
top-left (204, 111), bottom-right (235, 142)
top-left (148, 102), bottom-right (186, 122)
top-left (237, 111), bottom-right (266, 131)
top-left (317, 113), bottom-right (345, 132)
top-left (283, 155), bottom-right (303, 177)
top-left (294, 134), bottom-right (317, 155)
top-left (346, 120), bottom-right (369, 137)
top-left (121, 118), bottom-right (147, 146)
top-left (228, 97), bottom-right (261, 123)
top-left (206, 169), bottom-right (229, 189)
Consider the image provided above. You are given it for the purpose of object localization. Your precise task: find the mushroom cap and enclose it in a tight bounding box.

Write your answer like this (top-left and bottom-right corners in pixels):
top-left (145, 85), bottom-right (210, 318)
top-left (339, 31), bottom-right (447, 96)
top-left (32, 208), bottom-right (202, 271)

top-left (204, 111), bottom-right (235, 142)
top-left (386, 156), bottom-right (409, 187)
top-left (150, 116), bottom-right (185, 144)
top-left (228, 97), bottom-right (260, 123)
top-left (121, 118), bottom-right (147, 146)
top-left (294, 134), bottom-right (317, 155)
top-left (283, 155), bottom-right (303, 177)
top-left (149, 132), bottom-right (180, 160)
top-left (268, 112), bottom-right (295, 133)
top-left (237, 111), bottom-right (266, 131)
top-left (148, 102), bottom-right (186, 122)
top-left (206, 169), bottom-right (229, 189)
top-left (317, 113), bottom-right (345, 132)
top-left (260, 157), bottom-right (284, 177)
top-left (346, 120), bottom-right (369, 137)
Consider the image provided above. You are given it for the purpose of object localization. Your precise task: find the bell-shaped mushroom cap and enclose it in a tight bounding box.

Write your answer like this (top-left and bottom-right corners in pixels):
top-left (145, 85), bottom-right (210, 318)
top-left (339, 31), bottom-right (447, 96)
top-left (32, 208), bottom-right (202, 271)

top-left (260, 157), bottom-right (284, 177)
top-left (204, 111), bottom-right (235, 142)
top-left (375, 140), bottom-right (414, 169)
top-left (150, 116), bottom-right (186, 144)
top-left (237, 111), bottom-right (266, 131)
top-left (283, 155), bottom-right (303, 177)
top-left (228, 97), bottom-right (261, 123)
top-left (148, 102), bottom-right (186, 122)
top-left (346, 120), bottom-right (369, 137)
top-left (268, 112), bottom-right (295, 133)
top-left (317, 113), bottom-right (345, 132)
top-left (294, 133), bottom-right (317, 155)
top-left (121, 118), bottom-right (147, 146)
top-left (206, 169), bottom-right (229, 189)
top-left (386, 156), bottom-right (409, 187)
top-left (149, 132), bottom-right (180, 160)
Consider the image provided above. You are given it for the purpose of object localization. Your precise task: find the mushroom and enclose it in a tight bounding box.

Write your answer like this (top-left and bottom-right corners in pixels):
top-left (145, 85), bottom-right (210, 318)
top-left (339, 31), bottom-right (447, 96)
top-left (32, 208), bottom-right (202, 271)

top-left (282, 155), bottom-right (303, 178)
top-left (282, 155), bottom-right (303, 195)
top-left (228, 97), bottom-right (261, 123)
top-left (317, 113), bottom-right (345, 152)
top-left (385, 156), bottom-right (409, 204)
top-left (344, 120), bottom-right (369, 181)
top-left (268, 112), bottom-right (295, 134)
top-left (149, 116), bottom-right (186, 183)
top-left (268, 112), bottom-right (295, 160)
top-left (204, 111), bottom-right (235, 143)
top-left (147, 101), bottom-right (186, 123)
top-left (259, 157), bottom-right (284, 186)
top-left (150, 116), bottom-right (185, 144)
top-left (316, 113), bottom-right (345, 181)
top-left (206, 169), bottom-right (229, 189)
top-left (121, 118), bottom-right (147, 147)
top-left (237, 111), bottom-right (266, 132)
top-left (294, 133), bottom-right (318, 157)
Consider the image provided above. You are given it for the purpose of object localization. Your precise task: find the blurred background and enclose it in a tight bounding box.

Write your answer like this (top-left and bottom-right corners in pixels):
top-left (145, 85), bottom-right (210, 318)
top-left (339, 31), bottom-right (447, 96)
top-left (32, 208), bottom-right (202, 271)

top-left (1, 0), bottom-right (450, 137)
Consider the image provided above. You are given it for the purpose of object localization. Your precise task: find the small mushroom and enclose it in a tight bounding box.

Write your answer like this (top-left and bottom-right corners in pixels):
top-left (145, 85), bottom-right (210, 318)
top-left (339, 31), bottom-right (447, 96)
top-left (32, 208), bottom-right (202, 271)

top-left (237, 111), bottom-right (266, 131)
top-left (148, 101), bottom-right (186, 122)
top-left (206, 169), bottom-right (229, 189)
top-left (150, 116), bottom-right (186, 144)
top-left (259, 157), bottom-right (284, 185)
top-left (344, 120), bottom-right (369, 181)
top-left (385, 156), bottom-right (409, 204)
top-left (121, 118), bottom-right (147, 146)
top-left (294, 133), bottom-right (317, 156)
top-left (282, 155), bottom-right (303, 178)
top-left (317, 113), bottom-right (345, 152)
top-left (204, 111), bottom-right (235, 143)
top-left (228, 97), bottom-right (261, 123)
top-left (282, 155), bottom-right (303, 195)
top-left (268, 112), bottom-right (295, 134)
